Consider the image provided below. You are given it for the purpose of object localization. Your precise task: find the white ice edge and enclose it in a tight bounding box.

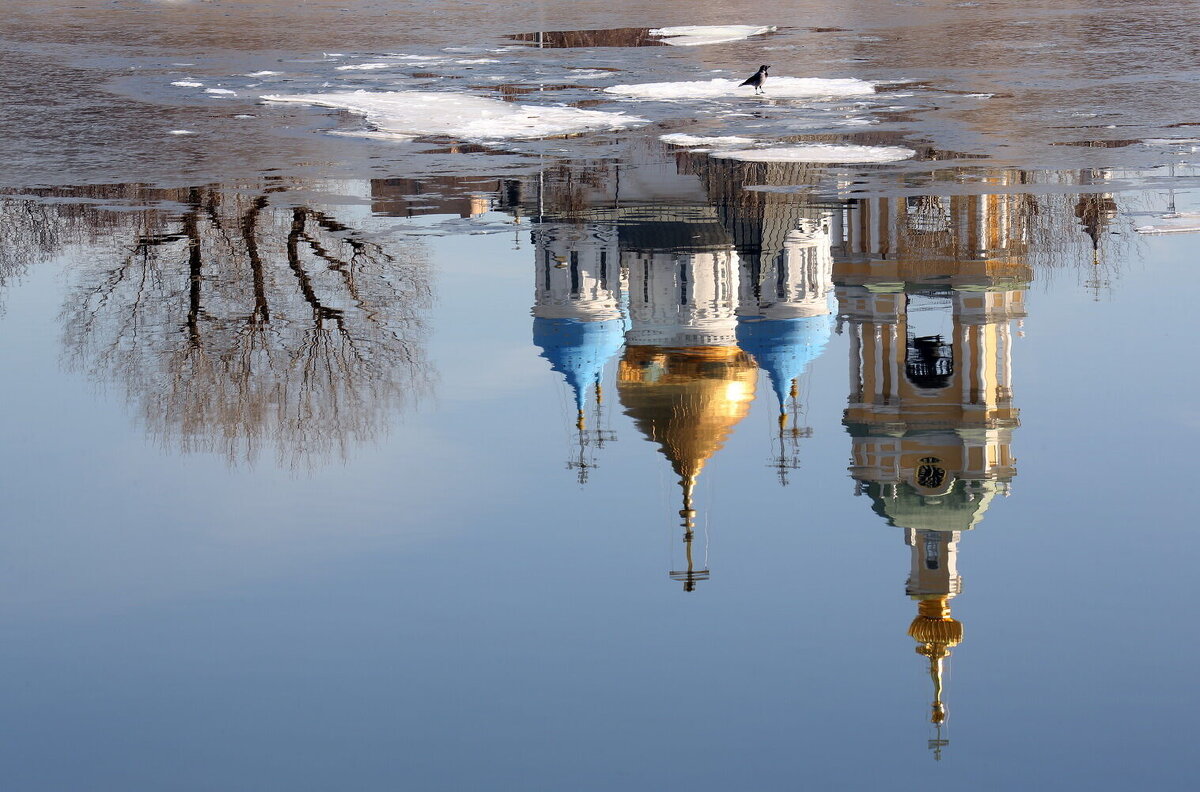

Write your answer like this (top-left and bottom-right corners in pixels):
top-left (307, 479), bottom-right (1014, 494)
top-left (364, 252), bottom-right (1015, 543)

top-left (649, 25), bottom-right (776, 47)
top-left (1136, 224), bottom-right (1200, 235)
top-left (172, 80), bottom-right (203, 87)
top-left (262, 90), bottom-right (648, 139)
top-left (205, 88), bottom-right (237, 96)
top-left (605, 76), bottom-right (876, 100)
top-left (711, 144), bottom-right (916, 163)
top-left (660, 133), bottom-right (758, 147)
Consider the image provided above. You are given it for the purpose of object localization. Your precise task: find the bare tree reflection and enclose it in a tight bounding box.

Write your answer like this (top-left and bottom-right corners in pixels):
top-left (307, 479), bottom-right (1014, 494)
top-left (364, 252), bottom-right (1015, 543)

top-left (61, 185), bottom-right (432, 469)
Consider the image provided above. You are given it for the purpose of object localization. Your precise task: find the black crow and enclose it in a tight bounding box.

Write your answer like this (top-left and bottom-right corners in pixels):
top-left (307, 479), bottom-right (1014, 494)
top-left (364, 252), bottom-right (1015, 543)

top-left (740, 64), bottom-right (769, 95)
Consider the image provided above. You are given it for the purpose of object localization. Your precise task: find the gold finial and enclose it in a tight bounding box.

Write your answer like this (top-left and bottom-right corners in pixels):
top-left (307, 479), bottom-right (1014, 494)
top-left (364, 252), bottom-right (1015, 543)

top-left (670, 475), bottom-right (708, 591)
top-left (778, 411), bottom-right (789, 431)
top-left (908, 596), bottom-right (963, 727)
top-left (679, 474), bottom-right (696, 531)
top-left (789, 378), bottom-right (798, 400)
top-left (595, 381), bottom-right (604, 405)
top-left (576, 408), bottom-right (586, 432)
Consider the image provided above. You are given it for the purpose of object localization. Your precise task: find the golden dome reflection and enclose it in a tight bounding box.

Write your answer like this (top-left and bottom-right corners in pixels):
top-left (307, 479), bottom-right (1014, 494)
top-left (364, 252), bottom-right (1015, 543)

top-left (617, 344), bottom-right (757, 592)
top-left (616, 345), bottom-right (757, 486)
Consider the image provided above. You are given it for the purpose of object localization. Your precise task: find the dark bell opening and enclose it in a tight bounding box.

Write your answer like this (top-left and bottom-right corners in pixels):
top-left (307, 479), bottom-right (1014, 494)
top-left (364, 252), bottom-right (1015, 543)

top-left (906, 335), bottom-right (954, 389)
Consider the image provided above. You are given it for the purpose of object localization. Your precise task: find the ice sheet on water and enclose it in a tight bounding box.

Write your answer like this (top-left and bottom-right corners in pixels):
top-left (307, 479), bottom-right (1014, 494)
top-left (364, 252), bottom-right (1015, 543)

top-left (336, 63), bottom-right (394, 71)
top-left (650, 25), bottom-right (776, 46)
top-left (263, 90), bottom-right (647, 140)
top-left (605, 76), bottom-right (876, 100)
top-left (205, 88), bottom-right (237, 96)
top-left (712, 144), bottom-right (915, 163)
top-left (172, 80), bottom-right (203, 87)
top-left (661, 133), bottom-right (758, 147)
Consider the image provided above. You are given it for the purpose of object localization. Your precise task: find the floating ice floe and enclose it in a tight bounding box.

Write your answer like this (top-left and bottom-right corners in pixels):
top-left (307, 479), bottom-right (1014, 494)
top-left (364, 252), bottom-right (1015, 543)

top-left (263, 90), bottom-right (647, 139)
top-left (245, 71), bottom-right (281, 77)
top-left (650, 25), bottom-right (776, 46)
top-left (1137, 212), bottom-right (1200, 234)
top-left (569, 69), bottom-right (612, 80)
top-left (661, 133), bottom-right (758, 147)
top-left (711, 144), bottom-right (916, 163)
top-left (205, 88), bottom-right (237, 96)
top-left (1143, 138), bottom-right (1200, 146)
top-left (171, 80), bottom-right (203, 87)
top-left (168, 130), bottom-right (197, 135)
top-left (336, 63), bottom-right (394, 71)
top-left (605, 76), bottom-right (875, 100)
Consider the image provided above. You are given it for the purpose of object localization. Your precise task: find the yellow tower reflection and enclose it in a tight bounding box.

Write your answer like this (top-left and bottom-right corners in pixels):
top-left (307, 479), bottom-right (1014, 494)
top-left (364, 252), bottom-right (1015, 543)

top-left (835, 177), bottom-right (1031, 756)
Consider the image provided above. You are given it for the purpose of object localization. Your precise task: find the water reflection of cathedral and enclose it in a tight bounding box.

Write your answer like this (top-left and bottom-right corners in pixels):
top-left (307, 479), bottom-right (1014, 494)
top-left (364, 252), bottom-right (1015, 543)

top-left (835, 185), bottom-right (1030, 758)
top-left (527, 152), bottom-right (837, 590)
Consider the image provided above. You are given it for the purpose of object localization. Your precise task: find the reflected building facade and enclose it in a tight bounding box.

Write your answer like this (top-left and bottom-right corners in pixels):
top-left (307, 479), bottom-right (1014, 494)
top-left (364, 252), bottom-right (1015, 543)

top-left (525, 147), bottom-right (842, 588)
top-left (531, 222), bottom-right (625, 483)
top-left (835, 180), bottom-right (1030, 756)
top-left (618, 226), bottom-right (754, 592)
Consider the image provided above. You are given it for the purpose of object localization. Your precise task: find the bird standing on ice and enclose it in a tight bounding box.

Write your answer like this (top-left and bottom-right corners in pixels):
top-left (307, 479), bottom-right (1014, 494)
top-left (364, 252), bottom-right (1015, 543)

top-left (740, 64), bottom-right (769, 95)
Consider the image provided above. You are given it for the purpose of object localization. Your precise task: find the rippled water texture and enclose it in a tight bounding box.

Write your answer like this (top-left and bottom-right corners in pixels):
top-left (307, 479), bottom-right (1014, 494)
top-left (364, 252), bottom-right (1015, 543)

top-left (2, 2), bottom-right (1199, 791)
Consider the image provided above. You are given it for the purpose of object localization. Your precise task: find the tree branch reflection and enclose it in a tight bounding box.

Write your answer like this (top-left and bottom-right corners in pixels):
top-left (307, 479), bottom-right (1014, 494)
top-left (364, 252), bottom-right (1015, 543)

top-left (60, 185), bottom-right (432, 469)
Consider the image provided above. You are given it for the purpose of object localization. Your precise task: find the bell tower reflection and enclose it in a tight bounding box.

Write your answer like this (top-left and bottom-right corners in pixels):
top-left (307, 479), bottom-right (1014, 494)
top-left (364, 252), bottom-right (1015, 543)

top-left (836, 183), bottom-right (1030, 757)
top-left (617, 231), bottom-right (755, 591)
top-left (531, 223), bottom-right (625, 483)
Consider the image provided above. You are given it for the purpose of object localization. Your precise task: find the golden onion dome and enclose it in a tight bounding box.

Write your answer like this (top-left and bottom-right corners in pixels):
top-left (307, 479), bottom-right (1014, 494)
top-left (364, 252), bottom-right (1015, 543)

top-left (908, 597), bottom-right (964, 647)
top-left (616, 345), bottom-right (757, 483)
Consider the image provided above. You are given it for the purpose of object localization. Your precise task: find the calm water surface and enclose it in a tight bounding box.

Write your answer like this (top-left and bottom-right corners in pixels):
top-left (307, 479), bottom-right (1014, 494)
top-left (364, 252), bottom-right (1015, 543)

top-left (2, 2), bottom-right (1199, 790)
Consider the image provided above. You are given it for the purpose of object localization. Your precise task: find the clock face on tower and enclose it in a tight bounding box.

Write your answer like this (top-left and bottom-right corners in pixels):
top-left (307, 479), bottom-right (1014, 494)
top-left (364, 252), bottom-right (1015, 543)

top-left (916, 457), bottom-right (947, 490)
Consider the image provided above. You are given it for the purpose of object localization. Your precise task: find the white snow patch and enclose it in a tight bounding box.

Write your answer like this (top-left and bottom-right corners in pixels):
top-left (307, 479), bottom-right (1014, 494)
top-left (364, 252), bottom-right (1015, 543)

top-left (337, 62), bottom-right (393, 71)
top-left (205, 88), bottom-right (237, 96)
top-left (168, 129), bottom-right (197, 135)
top-left (661, 133), bottom-right (758, 147)
top-left (650, 25), bottom-right (776, 47)
top-left (711, 144), bottom-right (916, 163)
top-left (263, 90), bottom-right (647, 139)
top-left (327, 129), bottom-right (420, 141)
top-left (455, 58), bottom-right (501, 64)
top-left (171, 80), bottom-right (203, 87)
top-left (1137, 222), bottom-right (1200, 235)
top-left (245, 70), bottom-right (281, 77)
top-left (568, 69), bottom-right (611, 80)
top-left (605, 76), bottom-right (875, 100)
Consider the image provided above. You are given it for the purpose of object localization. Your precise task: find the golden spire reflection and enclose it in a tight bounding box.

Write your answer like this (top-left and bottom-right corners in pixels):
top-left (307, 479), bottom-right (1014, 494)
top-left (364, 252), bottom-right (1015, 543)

top-left (908, 595), bottom-right (963, 728)
top-left (618, 345), bottom-right (757, 591)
